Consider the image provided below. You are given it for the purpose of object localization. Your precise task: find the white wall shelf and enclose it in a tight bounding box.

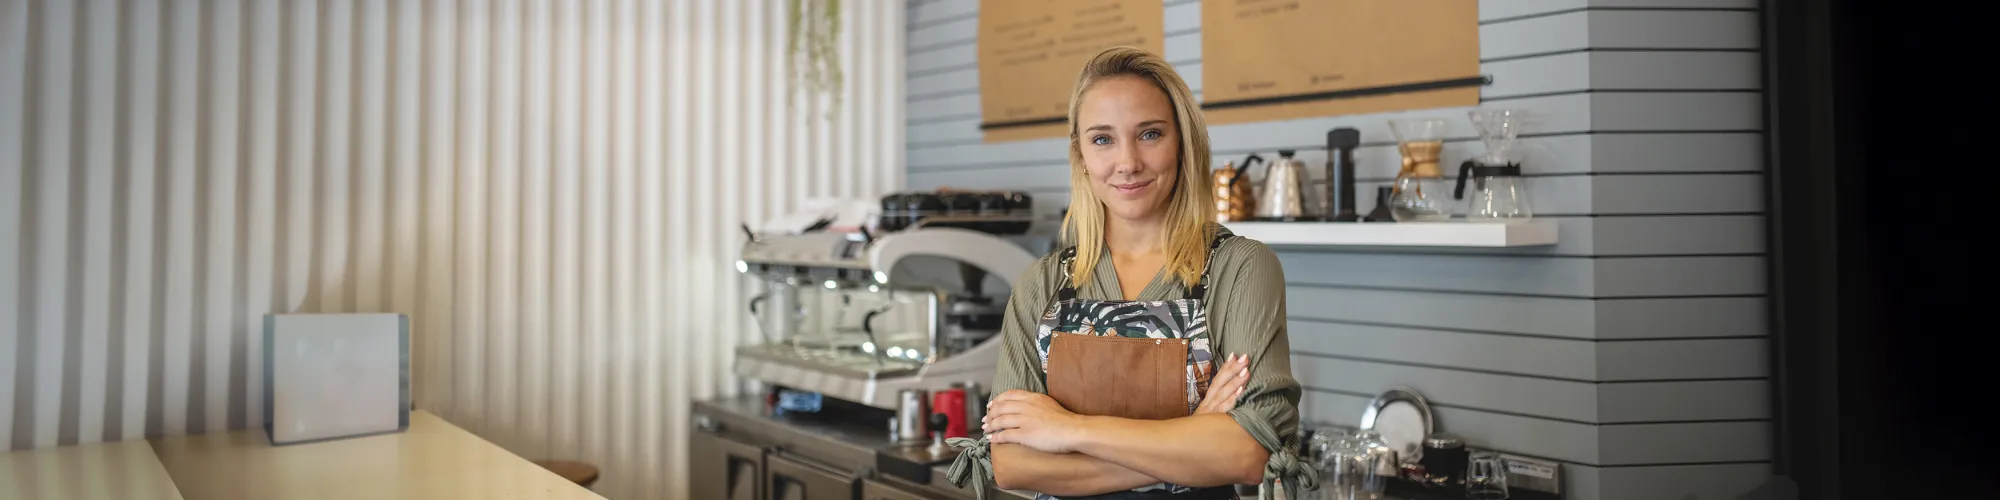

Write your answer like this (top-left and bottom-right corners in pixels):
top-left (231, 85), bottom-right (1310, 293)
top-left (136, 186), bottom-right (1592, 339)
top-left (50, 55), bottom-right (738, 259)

top-left (1221, 220), bottom-right (1559, 248)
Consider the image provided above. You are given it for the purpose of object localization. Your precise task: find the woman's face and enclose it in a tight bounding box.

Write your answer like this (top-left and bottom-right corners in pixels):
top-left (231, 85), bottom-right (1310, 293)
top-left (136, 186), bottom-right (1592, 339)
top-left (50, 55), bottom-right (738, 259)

top-left (1077, 76), bottom-right (1180, 224)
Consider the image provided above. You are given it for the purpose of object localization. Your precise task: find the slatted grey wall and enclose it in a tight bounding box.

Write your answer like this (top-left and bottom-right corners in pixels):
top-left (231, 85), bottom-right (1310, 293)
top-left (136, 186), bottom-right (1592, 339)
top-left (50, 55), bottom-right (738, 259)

top-left (904, 1), bottom-right (1769, 499)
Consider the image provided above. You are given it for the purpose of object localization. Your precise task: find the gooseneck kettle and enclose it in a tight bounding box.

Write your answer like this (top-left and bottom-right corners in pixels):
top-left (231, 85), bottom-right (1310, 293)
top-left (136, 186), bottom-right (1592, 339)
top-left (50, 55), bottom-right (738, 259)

top-left (1255, 150), bottom-right (1310, 221)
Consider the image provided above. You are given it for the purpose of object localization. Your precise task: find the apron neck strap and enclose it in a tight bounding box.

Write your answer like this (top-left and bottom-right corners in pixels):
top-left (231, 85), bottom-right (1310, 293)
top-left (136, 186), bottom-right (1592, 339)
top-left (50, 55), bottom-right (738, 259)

top-left (1056, 228), bottom-right (1235, 301)
top-left (1184, 227), bottom-right (1235, 301)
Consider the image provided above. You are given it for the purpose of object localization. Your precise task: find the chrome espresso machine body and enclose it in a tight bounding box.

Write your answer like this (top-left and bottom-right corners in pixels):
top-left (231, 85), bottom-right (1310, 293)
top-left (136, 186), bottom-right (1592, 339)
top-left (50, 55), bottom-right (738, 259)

top-left (733, 196), bottom-right (1038, 410)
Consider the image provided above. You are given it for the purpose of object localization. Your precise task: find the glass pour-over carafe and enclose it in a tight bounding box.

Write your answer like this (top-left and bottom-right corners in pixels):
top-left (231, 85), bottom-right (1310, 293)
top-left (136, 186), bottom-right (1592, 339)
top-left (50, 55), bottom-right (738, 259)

top-left (1456, 109), bottom-right (1533, 220)
top-left (1388, 118), bottom-right (1453, 222)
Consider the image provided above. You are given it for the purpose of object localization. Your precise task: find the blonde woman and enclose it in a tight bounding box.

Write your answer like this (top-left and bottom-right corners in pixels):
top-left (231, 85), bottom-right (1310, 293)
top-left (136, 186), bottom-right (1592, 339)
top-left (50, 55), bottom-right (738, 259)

top-left (948, 47), bottom-right (1313, 500)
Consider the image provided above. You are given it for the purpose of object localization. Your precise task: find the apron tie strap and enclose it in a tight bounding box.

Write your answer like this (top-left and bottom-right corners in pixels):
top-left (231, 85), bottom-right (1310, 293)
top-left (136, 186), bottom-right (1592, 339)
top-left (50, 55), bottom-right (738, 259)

top-left (945, 437), bottom-right (994, 500)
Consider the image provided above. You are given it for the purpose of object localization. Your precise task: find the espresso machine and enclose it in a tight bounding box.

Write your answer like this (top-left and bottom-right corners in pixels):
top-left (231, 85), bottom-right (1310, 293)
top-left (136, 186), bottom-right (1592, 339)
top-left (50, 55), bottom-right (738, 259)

top-left (733, 219), bottom-right (1036, 411)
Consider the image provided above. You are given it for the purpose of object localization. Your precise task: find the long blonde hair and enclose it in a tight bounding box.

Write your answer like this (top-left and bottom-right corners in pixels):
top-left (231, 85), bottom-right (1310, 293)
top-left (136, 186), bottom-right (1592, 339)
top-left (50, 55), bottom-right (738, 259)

top-left (1061, 46), bottom-right (1217, 288)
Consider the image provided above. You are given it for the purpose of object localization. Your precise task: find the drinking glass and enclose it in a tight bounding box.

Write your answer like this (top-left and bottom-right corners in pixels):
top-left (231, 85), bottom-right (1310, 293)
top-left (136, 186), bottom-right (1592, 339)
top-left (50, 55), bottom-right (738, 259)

top-left (1465, 450), bottom-right (1510, 499)
top-left (1351, 430), bottom-right (1392, 499)
top-left (1305, 428), bottom-right (1359, 500)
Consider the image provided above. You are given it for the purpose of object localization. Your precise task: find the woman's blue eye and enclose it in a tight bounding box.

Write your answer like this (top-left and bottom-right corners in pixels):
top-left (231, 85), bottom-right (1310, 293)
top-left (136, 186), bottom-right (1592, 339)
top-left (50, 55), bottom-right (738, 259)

top-left (1141, 130), bottom-right (1162, 140)
top-left (1092, 135), bottom-right (1111, 146)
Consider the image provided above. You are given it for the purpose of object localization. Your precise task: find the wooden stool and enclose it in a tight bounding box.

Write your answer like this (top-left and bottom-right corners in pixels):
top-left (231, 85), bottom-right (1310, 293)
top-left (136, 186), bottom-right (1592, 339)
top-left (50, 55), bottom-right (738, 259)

top-left (532, 460), bottom-right (600, 489)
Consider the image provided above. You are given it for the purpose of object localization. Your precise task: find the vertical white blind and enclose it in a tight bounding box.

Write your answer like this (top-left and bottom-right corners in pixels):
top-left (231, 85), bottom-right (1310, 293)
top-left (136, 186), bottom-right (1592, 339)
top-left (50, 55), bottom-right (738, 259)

top-left (0, 1), bottom-right (906, 499)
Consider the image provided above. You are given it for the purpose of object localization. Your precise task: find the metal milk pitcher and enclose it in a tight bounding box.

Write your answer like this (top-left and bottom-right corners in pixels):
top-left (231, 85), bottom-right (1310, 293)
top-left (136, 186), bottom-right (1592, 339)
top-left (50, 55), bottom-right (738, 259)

top-left (1255, 150), bottom-right (1310, 221)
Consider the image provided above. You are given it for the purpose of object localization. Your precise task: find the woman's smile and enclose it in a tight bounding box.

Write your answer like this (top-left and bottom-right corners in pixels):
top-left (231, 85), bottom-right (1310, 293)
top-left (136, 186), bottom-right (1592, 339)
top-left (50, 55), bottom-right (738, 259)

top-left (1109, 178), bottom-right (1153, 197)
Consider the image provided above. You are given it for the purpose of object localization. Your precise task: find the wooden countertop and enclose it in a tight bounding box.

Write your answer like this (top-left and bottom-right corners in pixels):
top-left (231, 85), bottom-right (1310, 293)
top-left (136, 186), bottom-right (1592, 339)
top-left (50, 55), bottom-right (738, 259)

top-left (0, 439), bottom-right (185, 500)
top-left (147, 411), bottom-right (605, 500)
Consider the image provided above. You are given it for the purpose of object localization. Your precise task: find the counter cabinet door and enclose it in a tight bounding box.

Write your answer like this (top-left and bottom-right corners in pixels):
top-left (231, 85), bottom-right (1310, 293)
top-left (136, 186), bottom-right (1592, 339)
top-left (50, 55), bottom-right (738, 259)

top-left (766, 452), bottom-right (860, 500)
top-left (861, 479), bottom-right (953, 500)
top-left (690, 430), bottom-right (766, 500)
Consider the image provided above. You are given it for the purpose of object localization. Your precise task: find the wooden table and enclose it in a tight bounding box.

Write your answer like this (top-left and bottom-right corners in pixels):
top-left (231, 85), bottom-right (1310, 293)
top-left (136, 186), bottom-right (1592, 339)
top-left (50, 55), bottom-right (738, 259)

top-left (148, 411), bottom-right (605, 500)
top-left (0, 439), bottom-right (185, 500)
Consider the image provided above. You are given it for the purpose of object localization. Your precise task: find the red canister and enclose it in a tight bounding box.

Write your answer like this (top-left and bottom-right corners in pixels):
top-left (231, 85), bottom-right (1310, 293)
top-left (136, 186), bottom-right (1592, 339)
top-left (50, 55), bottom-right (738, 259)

top-left (932, 388), bottom-right (967, 439)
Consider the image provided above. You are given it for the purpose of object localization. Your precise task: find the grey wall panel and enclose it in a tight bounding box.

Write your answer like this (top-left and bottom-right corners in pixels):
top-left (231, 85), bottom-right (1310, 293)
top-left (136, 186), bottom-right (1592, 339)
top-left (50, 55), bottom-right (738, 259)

top-left (1572, 463), bottom-right (1774, 500)
top-left (1279, 253), bottom-right (1761, 298)
top-left (907, 70), bottom-right (979, 102)
top-left (1281, 253), bottom-right (1600, 297)
top-left (1291, 323), bottom-right (1775, 397)
top-left (1291, 327), bottom-right (1765, 386)
top-left (908, 93), bottom-right (983, 122)
top-left (1295, 356), bottom-right (1600, 423)
top-left (1600, 421), bottom-right (1771, 463)
top-left (1594, 297), bottom-right (1766, 340)
top-left (1599, 380), bottom-right (1770, 422)
top-left (1481, 11), bottom-right (1591, 59)
top-left (1596, 256), bottom-right (1765, 296)
top-left (1598, 339), bottom-right (1768, 380)
top-left (1285, 286), bottom-right (1599, 339)
top-left (1482, 0), bottom-right (1758, 22)
top-left (908, 43), bottom-right (975, 74)
top-left (1586, 92), bottom-right (1762, 131)
top-left (906, 0), bottom-right (976, 26)
top-left (1591, 51), bottom-right (1762, 90)
top-left (1294, 357), bottom-right (1774, 423)
top-left (908, 16), bottom-right (976, 49)
top-left (1584, 215), bottom-right (1766, 255)
top-left (1589, 132), bottom-right (1763, 173)
top-left (1580, 174), bottom-right (1765, 215)
top-left (1593, 0), bottom-right (1756, 7)
top-left (1164, 1), bottom-right (1200, 32)
top-left (1585, 11), bottom-right (1761, 50)
top-left (1164, 14), bottom-right (1199, 60)
top-left (908, 162), bottom-right (1066, 191)
top-left (1290, 320), bottom-right (1599, 381)
top-left (1481, 9), bottom-right (1759, 57)
top-left (1480, 0), bottom-right (1590, 22)
top-left (1286, 287), bottom-right (1765, 341)
top-left (905, 117), bottom-right (982, 145)
top-left (1483, 53), bottom-right (1593, 98)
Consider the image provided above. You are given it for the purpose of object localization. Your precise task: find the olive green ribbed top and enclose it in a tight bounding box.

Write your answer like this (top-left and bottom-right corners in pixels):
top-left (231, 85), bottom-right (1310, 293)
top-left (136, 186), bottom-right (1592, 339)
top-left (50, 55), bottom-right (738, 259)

top-left (947, 232), bottom-right (1316, 499)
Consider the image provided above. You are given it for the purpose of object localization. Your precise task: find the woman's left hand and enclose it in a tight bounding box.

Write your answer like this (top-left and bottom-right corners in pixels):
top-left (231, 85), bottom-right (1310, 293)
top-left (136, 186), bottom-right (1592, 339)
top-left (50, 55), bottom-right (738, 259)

top-left (982, 390), bottom-right (1087, 454)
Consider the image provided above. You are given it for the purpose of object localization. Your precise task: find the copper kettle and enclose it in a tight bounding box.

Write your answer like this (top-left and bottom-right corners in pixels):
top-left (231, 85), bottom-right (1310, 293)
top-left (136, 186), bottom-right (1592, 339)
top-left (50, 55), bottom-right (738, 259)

top-left (1213, 154), bottom-right (1263, 222)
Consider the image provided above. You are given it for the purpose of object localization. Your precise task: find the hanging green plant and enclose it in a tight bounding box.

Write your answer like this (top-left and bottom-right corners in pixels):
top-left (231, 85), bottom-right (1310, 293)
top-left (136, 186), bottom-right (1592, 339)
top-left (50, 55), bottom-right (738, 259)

top-left (788, 0), bottom-right (843, 119)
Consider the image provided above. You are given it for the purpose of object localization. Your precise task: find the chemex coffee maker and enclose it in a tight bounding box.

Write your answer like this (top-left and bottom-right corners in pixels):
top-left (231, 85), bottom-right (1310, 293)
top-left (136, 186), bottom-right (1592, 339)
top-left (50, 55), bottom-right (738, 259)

top-left (1455, 109), bottom-right (1534, 221)
top-left (1389, 118), bottom-right (1455, 222)
top-left (732, 194), bottom-right (1036, 410)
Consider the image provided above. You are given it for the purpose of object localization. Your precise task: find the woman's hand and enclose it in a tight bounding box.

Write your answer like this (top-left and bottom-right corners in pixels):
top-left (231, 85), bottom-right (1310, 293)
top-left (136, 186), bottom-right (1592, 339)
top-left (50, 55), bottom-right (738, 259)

top-left (1196, 352), bottom-right (1252, 415)
top-left (983, 390), bottom-right (1087, 454)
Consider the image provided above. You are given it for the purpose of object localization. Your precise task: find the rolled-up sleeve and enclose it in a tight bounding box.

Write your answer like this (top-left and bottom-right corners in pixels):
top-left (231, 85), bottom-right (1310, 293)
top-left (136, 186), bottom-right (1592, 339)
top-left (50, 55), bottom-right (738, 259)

top-left (1207, 239), bottom-right (1314, 497)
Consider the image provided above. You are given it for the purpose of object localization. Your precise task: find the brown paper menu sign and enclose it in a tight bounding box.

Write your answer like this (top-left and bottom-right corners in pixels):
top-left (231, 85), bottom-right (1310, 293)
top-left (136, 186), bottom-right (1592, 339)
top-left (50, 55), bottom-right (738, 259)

top-left (1199, 0), bottom-right (1483, 126)
top-left (978, 0), bottom-right (1165, 143)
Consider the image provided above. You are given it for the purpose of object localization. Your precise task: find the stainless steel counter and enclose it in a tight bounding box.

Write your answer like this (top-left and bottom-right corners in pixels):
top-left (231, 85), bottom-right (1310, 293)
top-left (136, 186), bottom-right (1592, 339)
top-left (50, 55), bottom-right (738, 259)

top-left (693, 395), bottom-right (1036, 500)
